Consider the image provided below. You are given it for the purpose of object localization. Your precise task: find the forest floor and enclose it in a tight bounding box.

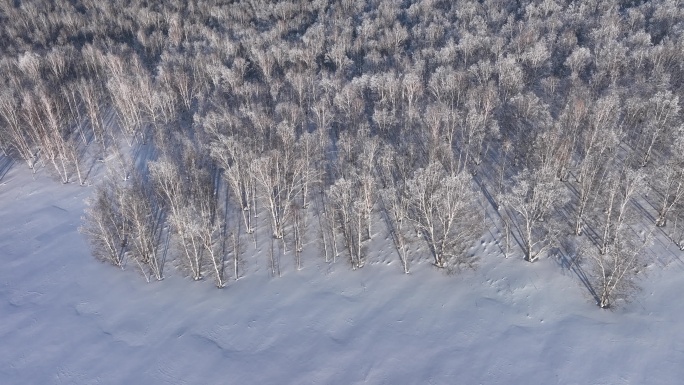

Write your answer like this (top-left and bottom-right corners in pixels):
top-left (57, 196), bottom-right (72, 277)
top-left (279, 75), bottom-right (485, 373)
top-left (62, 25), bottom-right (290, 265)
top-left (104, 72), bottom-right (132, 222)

top-left (1, 156), bottom-right (683, 384)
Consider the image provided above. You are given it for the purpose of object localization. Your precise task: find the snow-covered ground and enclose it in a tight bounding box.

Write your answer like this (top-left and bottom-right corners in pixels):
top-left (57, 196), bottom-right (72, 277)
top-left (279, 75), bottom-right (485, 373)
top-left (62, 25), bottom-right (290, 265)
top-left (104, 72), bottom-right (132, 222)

top-left (1, 161), bottom-right (683, 384)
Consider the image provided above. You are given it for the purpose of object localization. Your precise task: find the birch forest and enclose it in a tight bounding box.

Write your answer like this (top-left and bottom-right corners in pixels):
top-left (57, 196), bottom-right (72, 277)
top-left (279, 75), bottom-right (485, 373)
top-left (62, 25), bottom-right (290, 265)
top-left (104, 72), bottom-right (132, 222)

top-left (1, 0), bottom-right (683, 308)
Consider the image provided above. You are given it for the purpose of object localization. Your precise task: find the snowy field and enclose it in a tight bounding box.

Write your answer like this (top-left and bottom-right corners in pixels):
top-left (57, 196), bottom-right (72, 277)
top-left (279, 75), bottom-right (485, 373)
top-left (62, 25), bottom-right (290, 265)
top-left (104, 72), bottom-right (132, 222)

top-left (1, 160), bottom-right (684, 385)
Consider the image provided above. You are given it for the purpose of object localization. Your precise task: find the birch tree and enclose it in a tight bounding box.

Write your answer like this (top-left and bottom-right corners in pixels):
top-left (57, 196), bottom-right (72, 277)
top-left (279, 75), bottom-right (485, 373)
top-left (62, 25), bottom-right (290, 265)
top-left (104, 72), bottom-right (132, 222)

top-left (149, 155), bottom-right (200, 281)
top-left (594, 167), bottom-right (646, 256)
top-left (328, 177), bottom-right (365, 269)
top-left (501, 165), bottom-right (568, 262)
top-left (76, 78), bottom-right (109, 150)
top-left (636, 91), bottom-right (681, 167)
top-left (124, 174), bottom-right (166, 282)
top-left (585, 219), bottom-right (652, 308)
top-left (380, 185), bottom-right (412, 273)
top-left (107, 73), bottom-right (145, 146)
top-left (650, 146), bottom-right (684, 227)
top-left (252, 148), bottom-right (304, 240)
top-left (0, 91), bottom-right (38, 172)
top-left (572, 94), bottom-right (621, 235)
top-left (406, 161), bottom-right (480, 268)
top-left (81, 181), bottom-right (128, 268)
top-left (210, 134), bottom-right (257, 234)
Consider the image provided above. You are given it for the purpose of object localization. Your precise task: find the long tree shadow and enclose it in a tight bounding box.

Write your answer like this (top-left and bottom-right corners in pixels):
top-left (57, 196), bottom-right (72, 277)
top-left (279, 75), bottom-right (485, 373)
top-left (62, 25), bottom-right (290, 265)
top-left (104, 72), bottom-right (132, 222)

top-left (0, 155), bottom-right (14, 182)
top-left (555, 239), bottom-right (600, 305)
top-left (472, 171), bottom-right (500, 213)
top-left (578, 214), bottom-right (603, 252)
top-left (632, 196), bottom-right (657, 226)
top-left (498, 205), bottom-right (526, 258)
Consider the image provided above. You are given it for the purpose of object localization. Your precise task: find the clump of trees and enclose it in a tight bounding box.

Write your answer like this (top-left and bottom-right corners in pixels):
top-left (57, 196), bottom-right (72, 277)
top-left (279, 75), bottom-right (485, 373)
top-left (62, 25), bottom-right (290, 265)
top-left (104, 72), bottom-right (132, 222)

top-left (3, 0), bottom-right (684, 308)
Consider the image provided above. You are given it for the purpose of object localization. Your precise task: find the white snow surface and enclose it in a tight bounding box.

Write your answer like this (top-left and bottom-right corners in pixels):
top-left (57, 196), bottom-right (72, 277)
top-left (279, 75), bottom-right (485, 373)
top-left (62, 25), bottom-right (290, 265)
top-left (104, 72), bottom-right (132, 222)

top-left (1, 163), bottom-right (684, 385)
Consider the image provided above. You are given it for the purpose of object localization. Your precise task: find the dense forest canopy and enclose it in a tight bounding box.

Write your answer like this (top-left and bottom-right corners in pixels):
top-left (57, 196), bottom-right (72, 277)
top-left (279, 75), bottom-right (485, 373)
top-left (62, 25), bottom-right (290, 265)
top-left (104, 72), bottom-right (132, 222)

top-left (0, 0), bottom-right (683, 308)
